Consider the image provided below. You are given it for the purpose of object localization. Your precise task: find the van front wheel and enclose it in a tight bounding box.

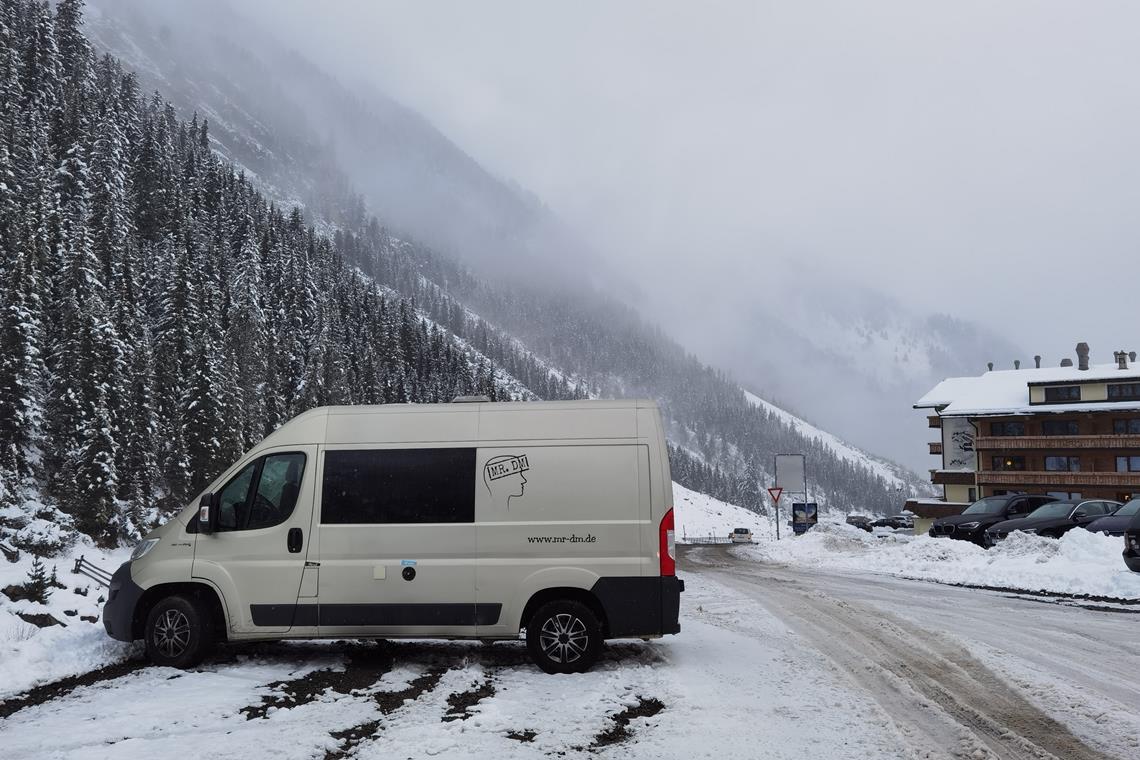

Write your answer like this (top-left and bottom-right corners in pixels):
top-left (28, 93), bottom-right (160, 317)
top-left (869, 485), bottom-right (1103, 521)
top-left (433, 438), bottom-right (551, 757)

top-left (144, 595), bottom-right (214, 669)
top-left (526, 599), bottom-right (602, 674)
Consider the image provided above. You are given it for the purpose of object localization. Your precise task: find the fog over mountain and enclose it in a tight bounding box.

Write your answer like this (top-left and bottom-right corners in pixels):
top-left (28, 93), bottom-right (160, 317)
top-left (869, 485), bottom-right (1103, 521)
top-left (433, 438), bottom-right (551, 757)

top-left (90, 0), bottom-right (1140, 471)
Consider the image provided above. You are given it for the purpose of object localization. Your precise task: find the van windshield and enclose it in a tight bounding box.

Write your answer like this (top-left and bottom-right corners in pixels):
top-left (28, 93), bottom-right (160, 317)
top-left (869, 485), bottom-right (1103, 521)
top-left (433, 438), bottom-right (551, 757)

top-left (963, 497), bottom-right (1010, 515)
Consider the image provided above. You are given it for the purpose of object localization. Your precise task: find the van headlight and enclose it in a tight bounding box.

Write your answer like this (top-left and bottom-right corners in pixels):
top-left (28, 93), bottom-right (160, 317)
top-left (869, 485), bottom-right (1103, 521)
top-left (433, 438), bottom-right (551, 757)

top-left (130, 538), bottom-right (160, 561)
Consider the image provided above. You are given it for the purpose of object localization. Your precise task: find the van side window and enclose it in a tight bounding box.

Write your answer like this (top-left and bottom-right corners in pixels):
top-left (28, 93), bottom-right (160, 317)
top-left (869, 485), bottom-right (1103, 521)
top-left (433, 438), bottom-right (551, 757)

top-left (216, 453), bottom-right (306, 532)
top-left (217, 462), bottom-right (258, 531)
top-left (248, 454), bottom-right (306, 530)
top-left (321, 448), bottom-right (476, 524)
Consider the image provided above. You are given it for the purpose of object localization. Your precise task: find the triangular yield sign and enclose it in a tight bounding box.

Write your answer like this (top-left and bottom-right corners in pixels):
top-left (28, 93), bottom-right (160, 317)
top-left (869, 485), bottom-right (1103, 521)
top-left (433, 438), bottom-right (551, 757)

top-left (767, 487), bottom-right (783, 504)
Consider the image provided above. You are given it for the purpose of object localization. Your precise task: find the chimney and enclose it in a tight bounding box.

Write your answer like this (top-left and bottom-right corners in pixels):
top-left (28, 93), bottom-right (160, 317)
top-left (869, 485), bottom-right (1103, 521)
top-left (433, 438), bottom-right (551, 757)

top-left (1014, 360), bottom-right (1021, 369)
top-left (1060, 358), bottom-right (1073, 367)
top-left (1034, 355), bottom-right (1042, 369)
top-left (1076, 342), bottom-right (1090, 371)
top-left (1115, 351), bottom-right (1129, 370)
top-left (987, 362), bottom-right (994, 371)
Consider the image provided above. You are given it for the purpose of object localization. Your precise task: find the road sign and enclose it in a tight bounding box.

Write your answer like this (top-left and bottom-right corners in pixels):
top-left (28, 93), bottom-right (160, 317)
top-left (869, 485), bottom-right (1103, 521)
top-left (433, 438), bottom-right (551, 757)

top-left (768, 487), bottom-right (783, 504)
top-left (792, 502), bottom-right (818, 535)
top-left (775, 455), bottom-right (806, 494)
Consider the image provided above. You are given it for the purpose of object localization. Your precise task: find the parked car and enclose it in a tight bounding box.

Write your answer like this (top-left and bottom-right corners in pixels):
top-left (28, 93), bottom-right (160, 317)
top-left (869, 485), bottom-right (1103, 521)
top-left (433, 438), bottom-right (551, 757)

top-left (1085, 499), bottom-right (1140, 537)
top-left (929, 494), bottom-right (1057, 546)
top-left (1124, 514), bottom-right (1140, 572)
top-left (846, 515), bottom-right (873, 532)
top-left (872, 515), bottom-right (914, 530)
top-left (103, 399), bottom-right (682, 674)
top-left (985, 499), bottom-right (1122, 544)
top-left (730, 527), bottom-right (753, 543)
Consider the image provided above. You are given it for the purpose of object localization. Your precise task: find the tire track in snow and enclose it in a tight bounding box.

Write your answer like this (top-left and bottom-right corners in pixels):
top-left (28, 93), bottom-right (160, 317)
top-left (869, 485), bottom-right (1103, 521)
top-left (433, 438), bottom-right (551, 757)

top-left (695, 549), bottom-right (1117, 760)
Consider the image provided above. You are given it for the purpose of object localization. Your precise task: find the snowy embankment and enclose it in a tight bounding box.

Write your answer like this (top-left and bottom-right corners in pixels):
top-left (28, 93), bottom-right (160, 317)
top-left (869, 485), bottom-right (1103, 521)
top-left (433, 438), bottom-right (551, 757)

top-left (0, 539), bottom-right (132, 699)
top-left (739, 520), bottom-right (1140, 600)
top-left (672, 482), bottom-right (772, 542)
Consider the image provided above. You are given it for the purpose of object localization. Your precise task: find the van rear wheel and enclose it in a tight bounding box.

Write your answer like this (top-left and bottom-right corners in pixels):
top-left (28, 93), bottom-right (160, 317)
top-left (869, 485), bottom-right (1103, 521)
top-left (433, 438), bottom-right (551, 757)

top-left (144, 595), bottom-right (214, 669)
top-left (526, 599), bottom-right (602, 674)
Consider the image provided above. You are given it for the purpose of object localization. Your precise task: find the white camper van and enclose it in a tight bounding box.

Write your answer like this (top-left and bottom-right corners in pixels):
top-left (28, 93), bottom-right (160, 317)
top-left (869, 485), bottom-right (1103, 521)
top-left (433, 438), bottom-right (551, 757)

top-left (104, 399), bottom-right (682, 674)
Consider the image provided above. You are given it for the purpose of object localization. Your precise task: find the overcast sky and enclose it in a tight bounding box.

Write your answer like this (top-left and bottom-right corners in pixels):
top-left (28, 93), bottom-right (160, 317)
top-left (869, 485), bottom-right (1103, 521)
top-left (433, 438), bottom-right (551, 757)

top-left (247, 0), bottom-right (1140, 362)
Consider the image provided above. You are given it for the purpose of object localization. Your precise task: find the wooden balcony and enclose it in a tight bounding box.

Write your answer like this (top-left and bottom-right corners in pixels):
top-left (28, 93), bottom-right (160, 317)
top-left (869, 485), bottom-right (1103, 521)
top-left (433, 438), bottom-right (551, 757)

top-left (930, 469), bottom-right (976, 486)
top-left (929, 441), bottom-right (943, 455)
top-left (977, 470), bottom-right (1140, 487)
top-left (927, 416), bottom-right (942, 429)
top-left (974, 435), bottom-right (1140, 451)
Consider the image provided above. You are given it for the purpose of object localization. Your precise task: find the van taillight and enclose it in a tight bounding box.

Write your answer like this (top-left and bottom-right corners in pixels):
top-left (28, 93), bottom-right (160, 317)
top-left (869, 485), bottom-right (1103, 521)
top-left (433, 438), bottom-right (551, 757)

top-left (660, 508), bottom-right (676, 576)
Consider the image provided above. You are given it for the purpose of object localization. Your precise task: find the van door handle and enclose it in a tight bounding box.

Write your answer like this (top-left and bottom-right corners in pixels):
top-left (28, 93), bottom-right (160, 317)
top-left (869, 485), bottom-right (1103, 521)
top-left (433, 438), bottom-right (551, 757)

top-left (287, 528), bottom-right (303, 554)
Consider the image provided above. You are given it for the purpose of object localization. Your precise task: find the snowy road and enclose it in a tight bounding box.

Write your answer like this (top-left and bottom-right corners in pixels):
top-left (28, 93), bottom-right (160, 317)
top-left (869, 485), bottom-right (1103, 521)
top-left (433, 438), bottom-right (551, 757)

top-left (688, 545), bottom-right (1140, 760)
top-left (1, 548), bottom-right (1137, 759)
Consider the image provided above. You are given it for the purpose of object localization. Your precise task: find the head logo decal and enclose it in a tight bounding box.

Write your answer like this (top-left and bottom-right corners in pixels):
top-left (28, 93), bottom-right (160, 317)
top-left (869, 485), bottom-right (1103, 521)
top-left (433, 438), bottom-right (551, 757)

top-left (484, 454), bottom-right (530, 509)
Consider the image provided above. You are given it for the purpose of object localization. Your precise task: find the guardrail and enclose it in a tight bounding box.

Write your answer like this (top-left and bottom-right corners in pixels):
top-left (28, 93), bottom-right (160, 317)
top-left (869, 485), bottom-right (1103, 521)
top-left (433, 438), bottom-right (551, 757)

top-left (73, 555), bottom-right (113, 587)
top-left (678, 536), bottom-right (755, 545)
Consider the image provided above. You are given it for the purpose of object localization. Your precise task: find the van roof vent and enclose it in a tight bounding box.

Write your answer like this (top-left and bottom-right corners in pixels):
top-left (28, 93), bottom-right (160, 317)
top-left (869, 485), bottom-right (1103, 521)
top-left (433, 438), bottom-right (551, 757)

top-left (452, 395), bottom-right (491, 403)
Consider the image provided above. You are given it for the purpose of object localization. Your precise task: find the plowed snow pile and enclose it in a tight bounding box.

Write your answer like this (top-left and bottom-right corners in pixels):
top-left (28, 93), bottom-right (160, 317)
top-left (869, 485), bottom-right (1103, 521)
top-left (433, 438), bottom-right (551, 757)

top-left (739, 521), bottom-right (1140, 600)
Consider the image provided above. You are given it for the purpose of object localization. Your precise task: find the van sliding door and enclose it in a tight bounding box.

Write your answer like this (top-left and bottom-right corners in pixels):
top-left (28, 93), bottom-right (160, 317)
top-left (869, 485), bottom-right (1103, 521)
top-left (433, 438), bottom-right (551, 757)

top-left (314, 447), bottom-right (480, 635)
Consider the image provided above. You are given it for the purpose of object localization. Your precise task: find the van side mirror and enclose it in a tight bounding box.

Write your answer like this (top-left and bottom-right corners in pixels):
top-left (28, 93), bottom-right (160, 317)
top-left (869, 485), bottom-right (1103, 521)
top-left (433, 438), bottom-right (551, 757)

top-left (198, 493), bottom-right (218, 534)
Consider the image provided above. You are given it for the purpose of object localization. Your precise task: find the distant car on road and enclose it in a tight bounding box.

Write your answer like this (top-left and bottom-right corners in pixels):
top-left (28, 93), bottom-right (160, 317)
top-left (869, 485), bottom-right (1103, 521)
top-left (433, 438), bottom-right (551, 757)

top-left (929, 494), bottom-right (1057, 546)
top-left (846, 515), bottom-right (873, 532)
top-left (985, 499), bottom-right (1121, 544)
top-left (1085, 499), bottom-right (1140, 537)
top-left (730, 527), bottom-right (753, 543)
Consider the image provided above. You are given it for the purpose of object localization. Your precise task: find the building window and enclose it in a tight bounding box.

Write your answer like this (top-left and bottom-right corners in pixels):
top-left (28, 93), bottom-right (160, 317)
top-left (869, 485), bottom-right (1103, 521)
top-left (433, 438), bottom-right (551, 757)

top-left (1047, 491), bottom-right (1082, 500)
top-left (1108, 384), bottom-right (1140, 401)
top-left (1043, 386), bottom-right (1081, 402)
top-left (1041, 420), bottom-right (1079, 436)
top-left (992, 456), bottom-right (1026, 471)
top-left (990, 421), bottom-right (1026, 437)
top-left (1116, 456), bottom-right (1140, 473)
top-left (1114, 419), bottom-right (1140, 435)
top-left (968, 487), bottom-right (977, 502)
top-left (321, 448), bottom-right (476, 524)
top-left (1045, 456), bottom-right (1081, 472)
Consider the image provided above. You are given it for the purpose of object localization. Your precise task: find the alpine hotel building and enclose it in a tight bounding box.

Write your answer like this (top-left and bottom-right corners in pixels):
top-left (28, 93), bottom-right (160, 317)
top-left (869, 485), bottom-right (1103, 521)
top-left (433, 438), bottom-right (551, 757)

top-left (914, 344), bottom-right (1140, 511)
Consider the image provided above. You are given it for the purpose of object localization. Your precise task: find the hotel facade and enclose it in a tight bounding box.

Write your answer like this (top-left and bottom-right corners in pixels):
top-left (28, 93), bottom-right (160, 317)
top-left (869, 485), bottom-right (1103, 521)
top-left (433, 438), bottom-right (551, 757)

top-left (914, 344), bottom-right (1140, 511)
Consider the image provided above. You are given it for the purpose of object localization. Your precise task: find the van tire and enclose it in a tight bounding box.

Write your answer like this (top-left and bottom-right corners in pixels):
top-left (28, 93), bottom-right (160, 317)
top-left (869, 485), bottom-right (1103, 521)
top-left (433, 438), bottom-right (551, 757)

top-left (526, 599), bottom-right (602, 674)
top-left (144, 595), bottom-right (214, 669)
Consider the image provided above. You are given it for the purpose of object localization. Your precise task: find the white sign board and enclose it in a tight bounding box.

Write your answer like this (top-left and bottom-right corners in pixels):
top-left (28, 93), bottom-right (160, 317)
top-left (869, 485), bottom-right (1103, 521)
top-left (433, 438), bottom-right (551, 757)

top-left (942, 417), bottom-right (976, 471)
top-left (775, 454), bottom-right (806, 494)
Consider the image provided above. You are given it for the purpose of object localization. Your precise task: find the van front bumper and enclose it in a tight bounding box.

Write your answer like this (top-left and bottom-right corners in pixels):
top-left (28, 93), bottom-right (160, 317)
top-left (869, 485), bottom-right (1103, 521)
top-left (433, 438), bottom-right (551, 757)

top-left (592, 575), bottom-right (683, 639)
top-left (103, 562), bottom-right (144, 642)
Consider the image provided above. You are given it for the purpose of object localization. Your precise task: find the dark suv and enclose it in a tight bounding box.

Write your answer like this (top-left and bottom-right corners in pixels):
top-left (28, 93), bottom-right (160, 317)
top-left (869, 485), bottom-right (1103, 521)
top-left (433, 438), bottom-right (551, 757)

top-left (928, 494), bottom-right (1057, 546)
top-left (1125, 512), bottom-right (1140, 572)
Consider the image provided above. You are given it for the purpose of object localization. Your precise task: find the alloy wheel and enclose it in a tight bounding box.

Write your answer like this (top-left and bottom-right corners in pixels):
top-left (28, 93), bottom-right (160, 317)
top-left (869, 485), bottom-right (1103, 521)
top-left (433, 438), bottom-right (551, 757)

top-left (539, 612), bottom-right (589, 664)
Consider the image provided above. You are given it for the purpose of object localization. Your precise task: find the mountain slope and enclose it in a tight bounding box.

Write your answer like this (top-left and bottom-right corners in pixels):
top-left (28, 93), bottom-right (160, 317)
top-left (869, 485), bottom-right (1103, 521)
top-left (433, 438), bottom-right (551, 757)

top-left (1, 0), bottom-right (930, 563)
top-left (83, 0), bottom-right (932, 513)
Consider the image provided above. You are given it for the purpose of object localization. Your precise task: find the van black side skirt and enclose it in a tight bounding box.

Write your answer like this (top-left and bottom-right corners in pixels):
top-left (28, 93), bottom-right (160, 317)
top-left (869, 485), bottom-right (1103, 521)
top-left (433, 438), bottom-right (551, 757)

top-left (250, 603), bottom-right (502, 628)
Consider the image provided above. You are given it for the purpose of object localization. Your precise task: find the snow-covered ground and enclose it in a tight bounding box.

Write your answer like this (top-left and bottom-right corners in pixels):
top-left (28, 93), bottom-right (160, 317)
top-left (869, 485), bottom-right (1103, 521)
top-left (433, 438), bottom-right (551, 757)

top-left (0, 571), bottom-right (908, 759)
top-left (740, 519), bottom-right (1140, 600)
top-left (0, 539), bottom-right (132, 699)
top-left (672, 482), bottom-right (773, 542)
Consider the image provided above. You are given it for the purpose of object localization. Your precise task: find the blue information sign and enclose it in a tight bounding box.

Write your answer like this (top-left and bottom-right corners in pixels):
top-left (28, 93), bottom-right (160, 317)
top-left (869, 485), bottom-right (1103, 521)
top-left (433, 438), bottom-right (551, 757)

top-left (791, 503), bottom-right (818, 535)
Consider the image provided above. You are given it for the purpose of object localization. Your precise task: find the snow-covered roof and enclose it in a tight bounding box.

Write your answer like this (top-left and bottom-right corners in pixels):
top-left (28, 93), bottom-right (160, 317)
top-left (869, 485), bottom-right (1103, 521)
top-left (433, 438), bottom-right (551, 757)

top-left (915, 362), bottom-right (1140, 417)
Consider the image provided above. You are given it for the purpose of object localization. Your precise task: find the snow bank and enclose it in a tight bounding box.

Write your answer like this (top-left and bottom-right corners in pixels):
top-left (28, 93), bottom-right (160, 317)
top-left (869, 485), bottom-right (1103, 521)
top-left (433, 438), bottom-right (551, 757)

top-left (0, 540), bottom-right (132, 698)
top-left (740, 521), bottom-right (1140, 600)
top-left (672, 482), bottom-right (773, 542)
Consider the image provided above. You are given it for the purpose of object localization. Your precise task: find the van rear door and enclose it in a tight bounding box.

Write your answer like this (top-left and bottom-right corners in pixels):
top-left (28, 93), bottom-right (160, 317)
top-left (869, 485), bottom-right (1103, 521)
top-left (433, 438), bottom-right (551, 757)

top-left (314, 447), bottom-right (480, 636)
